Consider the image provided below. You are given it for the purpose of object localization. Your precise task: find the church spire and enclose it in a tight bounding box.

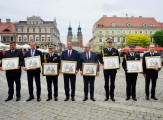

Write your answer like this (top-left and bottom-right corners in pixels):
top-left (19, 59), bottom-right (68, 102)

top-left (77, 23), bottom-right (82, 36)
top-left (68, 23), bottom-right (73, 36)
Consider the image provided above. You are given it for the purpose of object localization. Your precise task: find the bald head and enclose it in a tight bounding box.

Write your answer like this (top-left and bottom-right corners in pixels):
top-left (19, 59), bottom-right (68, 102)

top-left (84, 43), bottom-right (91, 52)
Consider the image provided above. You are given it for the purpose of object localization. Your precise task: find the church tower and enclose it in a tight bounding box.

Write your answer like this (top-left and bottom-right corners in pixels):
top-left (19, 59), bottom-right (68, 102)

top-left (67, 24), bottom-right (73, 45)
top-left (77, 24), bottom-right (83, 48)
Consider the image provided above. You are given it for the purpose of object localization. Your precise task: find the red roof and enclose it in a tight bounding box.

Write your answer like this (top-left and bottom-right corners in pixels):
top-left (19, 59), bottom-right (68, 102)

top-left (159, 23), bottom-right (163, 28)
top-left (0, 22), bottom-right (16, 34)
top-left (96, 17), bottom-right (162, 28)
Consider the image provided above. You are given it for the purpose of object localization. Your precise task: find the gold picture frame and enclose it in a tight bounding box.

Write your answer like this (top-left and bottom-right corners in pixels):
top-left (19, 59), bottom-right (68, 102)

top-left (82, 63), bottom-right (98, 76)
top-left (145, 56), bottom-right (162, 69)
top-left (42, 63), bottom-right (58, 76)
top-left (60, 60), bottom-right (77, 74)
top-left (24, 55), bottom-right (41, 70)
top-left (103, 56), bottom-right (120, 69)
top-left (127, 60), bottom-right (143, 73)
top-left (2, 57), bottom-right (19, 70)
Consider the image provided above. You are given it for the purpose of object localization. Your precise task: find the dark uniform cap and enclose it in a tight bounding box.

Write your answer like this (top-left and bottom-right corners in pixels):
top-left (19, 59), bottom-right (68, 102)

top-left (48, 44), bottom-right (56, 49)
top-left (106, 38), bottom-right (113, 43)
top-left (129, 45), bottom-right (135, 49)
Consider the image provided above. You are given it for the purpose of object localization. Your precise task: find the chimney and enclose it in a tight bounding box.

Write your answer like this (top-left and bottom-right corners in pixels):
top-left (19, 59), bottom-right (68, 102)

top-left (139, 16), bottom-right (142, 18)
top-left (113, 15), bottom-right (117, 17)
top-left (0, 19), bottom-right (1, 22)
top-left (6, 19), bottom-right (10, 22)
top-left (103, 15), bottom-right (107, 17)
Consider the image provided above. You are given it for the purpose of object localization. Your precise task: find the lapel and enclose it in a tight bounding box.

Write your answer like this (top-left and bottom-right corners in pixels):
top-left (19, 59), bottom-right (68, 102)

top-left (70, 49), bottom-right (73, 60)
top-left (34, 50), bottom-right (37, 56)
top-left (89, 51), bottom-right (92, 60)
top-left (84, 52), bottom-right (87, 60)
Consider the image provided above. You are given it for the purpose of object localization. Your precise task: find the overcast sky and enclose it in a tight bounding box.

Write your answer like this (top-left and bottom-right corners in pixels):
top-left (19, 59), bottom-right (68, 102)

top-left (0, 0), bottom-right (162, 46)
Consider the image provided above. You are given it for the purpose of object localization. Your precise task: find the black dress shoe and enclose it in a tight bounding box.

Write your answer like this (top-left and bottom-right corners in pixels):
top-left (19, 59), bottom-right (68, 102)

top-left (71, 97), bottom-right (75, 101)
top-left (126, 97), bottom-right (130, 101)
top-left (37, 98), bottom-right (41, 102)
top-left (54, 97), bottom-right (58, 101)
top-left (90, 98), bottom-right (96, 101)
top-left (133, 98), bottom-right (137, 101)
top-left (104, 97), bottom-right (109, 101)
top-left (151, 96), bottom-right (158, 100)
top-left (16, 97), bottom-right (21, 101)
top-left (111, 97), bottom-right (115, 101)
top-left (46, 98), bottom-right (52, 101)
top-left (146, 96), bottom-right (149, 100)
top-left (64, 97), bottom-right (69, 101)
top-left (26, 97), bottom-right (34, 102)
top-left (5, 97), bottom-right (13, 102)
top-left (83, 97), bottom-right (88, 101)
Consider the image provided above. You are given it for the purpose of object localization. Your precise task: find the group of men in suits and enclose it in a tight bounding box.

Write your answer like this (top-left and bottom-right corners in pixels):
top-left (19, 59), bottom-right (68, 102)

top-left (0, 40), bottom-right (162, 102)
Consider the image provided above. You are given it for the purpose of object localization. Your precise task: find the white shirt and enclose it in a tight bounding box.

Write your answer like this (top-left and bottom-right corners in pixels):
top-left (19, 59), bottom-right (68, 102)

top-left (150, 52), bottom-right (154, 56)
top-left (107, 47), bottom-right (112, 51)
top-left (31, 49), bottom-right (36, 57)
top-left (49, 53), bottom-right (54, 57)
top-left (130, 53), bottom-right (134, 57)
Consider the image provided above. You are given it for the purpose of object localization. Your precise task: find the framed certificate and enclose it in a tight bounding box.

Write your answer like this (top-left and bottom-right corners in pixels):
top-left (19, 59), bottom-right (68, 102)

top-left (2, 57), bottom-right (19, 70)
top-left (60, 60), bottom-right (77, 74)
top-left (127, 60), bottom-right (143, 73)
top-left (145, 56), bottom-right (162, 69)
top-left (103, 56), bottom-right (120, 69)
top-left (24, 55), bottom-right (41, 70)
top-left (82, 63), bottom-right (98, 76)
top-left (42, 63), bottom-right (58, 76)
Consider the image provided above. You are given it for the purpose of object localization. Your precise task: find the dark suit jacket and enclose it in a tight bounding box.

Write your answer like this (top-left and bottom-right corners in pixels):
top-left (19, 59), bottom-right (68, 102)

top-left (2, 49), bottom-right (24, 77)
top-left (24, 49), bottom-right (43, 72)
top-left (122, 53), bottom-right (140, 74)
top-left (143, 52), bottom-right (161, 79)
top-left (0, 51), bottom-right (3, 60)
top-left (61, 49), bottom-right (80, 70)
top-left (79, 51), bottom-right (99, 72)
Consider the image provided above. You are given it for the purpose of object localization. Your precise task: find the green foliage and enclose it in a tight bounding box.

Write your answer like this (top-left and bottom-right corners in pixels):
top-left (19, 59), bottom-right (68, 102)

top-left (153, 30), bottom-right (163, 47)
top-left (120, 40), bottom-right (127, 49)
top-left (125, 34), bottom-right (151, 48)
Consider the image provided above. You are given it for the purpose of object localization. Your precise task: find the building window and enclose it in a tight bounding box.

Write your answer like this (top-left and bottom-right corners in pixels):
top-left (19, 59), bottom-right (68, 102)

top-left (117, 31), bottom-right (121, 34)
top-left (36, 21), bottom-right (38, 24)
top-left (117, 37), bottom-right (121, 42)
top-left (29, 35), bottom-right (33, 41)
top-left (41, 45), bottom-right (44, 49)
top-left (112, 37), bottom-right (114, 42)
top-left (23, 35), bottom-right (27, 41)
top-left (106, 31), bottom-right (109, 34)
top-left (23, 28), bottom-right (27, 33)
top-left (143, 23), bottom-right (147, 27)
top-left (150, 31), bottom-right (153, 34)
top-left (29, 28), bottom-right (33, 33)
top-left (127, 23), bottom-right (131, 27)
top-left (11, 37), bottom-right (13, 41)
top-left (112, 31), bottom-right (115, 34)
top-left (140, 31), bottom-right (143, 34)
top-left (123, 37), bottom-right (125, 42)
top-left (145, 31), bottom-right (148, 34)
top-left (99, 31), bottom-right (102, 34)
top-left (99, 37), bottom-right (102, 42)
top-left (47, 36), bottom-right (51, 41)
top-left (18, 35), bottom-right (22, 42)
top-left (122, 31), bottom-right (126, 34)
top-left (41, 28), bottom-right (45, 33)
top-left (35, 35), bottom-right (39, 41)
top-left (150, 24), bottom-right (155, 27)
top-left (18, 28), bottom-right (22, 33)
top-left (111, 23), bottom-right (116, 27)
top-left (128, 31), bottom-right (132, 34)
top-left (46, 28), bottom-right (50, 33)
top-left (119, 24), bottom-right (123, 27)
top-left (41, 36), bottom-right (45, 41)
top-left (35, 28), bottom-right (39, 33)
top-left (135, 31), bottom-right (138, 34)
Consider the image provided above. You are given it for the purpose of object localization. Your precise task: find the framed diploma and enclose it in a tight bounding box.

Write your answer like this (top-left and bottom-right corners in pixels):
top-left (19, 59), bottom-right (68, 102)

top-left (127, 60), bottom-right (143, 73)
top-left (2, 57), bottom-right (19, 70)
top-left (82, 63), bottom-right (98, 76)
top-left (42, 63), bottom-right (58, 76)
top-left (60, 60), bottom-right (77, 74)
top-left (103, 56), bottom-right (120, 69)
top-left (145, 56), bottom-right (162, 69)
top-left (24, 56), bottom-right (41, 70)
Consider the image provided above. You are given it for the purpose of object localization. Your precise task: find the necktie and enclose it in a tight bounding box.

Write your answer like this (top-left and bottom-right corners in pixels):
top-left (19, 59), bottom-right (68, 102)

top-left (69, 50), bottom-right (71, 59)
top-left (87, 52), bottom-right (89, 60)
top-left (11, 50), bottom-right (13, 54)
top-left (132, 54), bottom-right (134, 57)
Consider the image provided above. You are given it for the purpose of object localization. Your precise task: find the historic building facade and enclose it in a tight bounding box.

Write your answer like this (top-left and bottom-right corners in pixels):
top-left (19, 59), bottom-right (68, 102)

top-left (14, 16), bottom-right (62, 53)
top-left (90, 15), bottom-right (163, 52)
top-left (67, 24), bottom-right (83, 51)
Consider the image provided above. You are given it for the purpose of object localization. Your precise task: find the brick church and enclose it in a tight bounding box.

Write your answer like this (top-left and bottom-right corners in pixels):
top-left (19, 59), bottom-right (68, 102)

top-left (67, 24), bottom-right (83, 51)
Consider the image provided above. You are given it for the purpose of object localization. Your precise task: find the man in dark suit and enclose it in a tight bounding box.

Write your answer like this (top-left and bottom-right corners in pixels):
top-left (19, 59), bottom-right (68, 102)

top-left (122, 45), bottom-right (140, 101)
top-left (61, 41), bottom-right (79, 101)
top-left (0, 51), bottom-right (3, 60)
top-left (143, 43), bottom-right (161, 100)
top-left (99, 38), bottom-right (120, 101)
top-left (44, 44), bottom-right (60, 101)
top-left (0, 41), bottom-right (24, 102)
top-left (80, 43), bottom-right (99, 101)
top-left (23, 41), bottom-right (43, 102)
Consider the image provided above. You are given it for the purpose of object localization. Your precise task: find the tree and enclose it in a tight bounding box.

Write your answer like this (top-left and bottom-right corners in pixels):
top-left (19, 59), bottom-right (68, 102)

top-left (125, 34), bottom-right (151, 48)
top-left (153, 30), bottom-right (163, 47)
top-left (120, 40), bottom-right (127, 49)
